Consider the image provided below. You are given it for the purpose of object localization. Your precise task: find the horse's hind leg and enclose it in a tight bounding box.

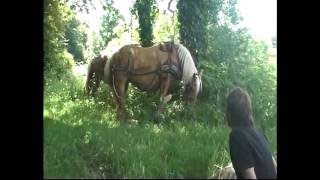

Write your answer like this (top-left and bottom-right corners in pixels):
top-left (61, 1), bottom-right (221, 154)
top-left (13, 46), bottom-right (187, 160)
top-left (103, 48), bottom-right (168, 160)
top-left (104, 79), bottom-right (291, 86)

top-left (112, 73), bottom-right (128, 121)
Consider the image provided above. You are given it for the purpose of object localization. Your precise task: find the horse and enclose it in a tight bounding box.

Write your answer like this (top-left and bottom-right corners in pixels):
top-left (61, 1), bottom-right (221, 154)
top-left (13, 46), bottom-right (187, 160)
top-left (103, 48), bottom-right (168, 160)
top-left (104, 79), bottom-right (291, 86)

top-left (103, 41), bottom-right (203, 121)
top-left (85, 55), bottom-right (108, 97)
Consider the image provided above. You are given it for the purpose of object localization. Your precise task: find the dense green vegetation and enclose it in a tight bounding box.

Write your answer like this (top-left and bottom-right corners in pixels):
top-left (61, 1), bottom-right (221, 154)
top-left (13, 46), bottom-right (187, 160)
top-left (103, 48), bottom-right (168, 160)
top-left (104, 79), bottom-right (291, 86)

top-left (44, 0), bottom-right (276, 178)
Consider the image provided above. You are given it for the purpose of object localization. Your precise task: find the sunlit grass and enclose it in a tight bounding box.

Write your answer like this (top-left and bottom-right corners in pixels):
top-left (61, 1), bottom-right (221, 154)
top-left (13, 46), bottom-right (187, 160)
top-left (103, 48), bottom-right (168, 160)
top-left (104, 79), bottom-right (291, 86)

top-left (44, 73), bottom-right (277, 178)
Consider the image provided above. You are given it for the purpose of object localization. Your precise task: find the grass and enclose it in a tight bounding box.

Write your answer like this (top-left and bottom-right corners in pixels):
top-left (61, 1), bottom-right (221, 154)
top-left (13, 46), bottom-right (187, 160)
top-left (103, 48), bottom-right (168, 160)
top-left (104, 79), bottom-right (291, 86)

top-left (44, 73), bottom-right (277, 178)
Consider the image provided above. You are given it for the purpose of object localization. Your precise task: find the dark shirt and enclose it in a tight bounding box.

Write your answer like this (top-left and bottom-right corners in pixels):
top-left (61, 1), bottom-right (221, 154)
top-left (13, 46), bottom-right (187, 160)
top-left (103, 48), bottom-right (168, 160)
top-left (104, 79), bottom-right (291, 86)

top-left (229, 126), bottom-right (276, 179)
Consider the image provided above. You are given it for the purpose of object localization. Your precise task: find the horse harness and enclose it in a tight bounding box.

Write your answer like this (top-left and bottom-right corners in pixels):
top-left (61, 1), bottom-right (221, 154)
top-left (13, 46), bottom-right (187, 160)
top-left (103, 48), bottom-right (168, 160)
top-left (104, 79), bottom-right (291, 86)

top-left (111, 49), bottom-right (181, 88)
top-left (110, 44), bottom-right (182, 98)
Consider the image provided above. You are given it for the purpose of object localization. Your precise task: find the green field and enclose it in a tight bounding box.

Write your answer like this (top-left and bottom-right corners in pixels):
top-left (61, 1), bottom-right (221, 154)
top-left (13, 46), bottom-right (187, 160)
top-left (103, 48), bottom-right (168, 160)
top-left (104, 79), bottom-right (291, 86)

top-left (44, 74), bottom-right (277, 178)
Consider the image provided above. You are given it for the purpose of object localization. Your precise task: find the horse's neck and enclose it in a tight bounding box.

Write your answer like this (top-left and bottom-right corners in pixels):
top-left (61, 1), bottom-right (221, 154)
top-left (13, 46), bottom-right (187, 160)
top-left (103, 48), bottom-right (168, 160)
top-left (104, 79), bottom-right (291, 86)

top-left (176, 45), bottom-right (197, 86)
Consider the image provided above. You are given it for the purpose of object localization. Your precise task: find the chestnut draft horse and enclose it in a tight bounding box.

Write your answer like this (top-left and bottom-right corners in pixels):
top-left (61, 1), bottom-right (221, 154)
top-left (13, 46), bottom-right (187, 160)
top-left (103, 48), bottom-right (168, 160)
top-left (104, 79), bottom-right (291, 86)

top-left (87, 42), bottom-right (203, 121)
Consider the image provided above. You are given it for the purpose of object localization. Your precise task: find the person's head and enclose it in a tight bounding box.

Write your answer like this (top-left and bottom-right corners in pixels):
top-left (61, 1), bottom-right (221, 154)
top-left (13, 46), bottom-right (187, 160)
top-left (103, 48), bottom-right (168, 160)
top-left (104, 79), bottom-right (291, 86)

top-left (226, 87), bottom-right (254, 128)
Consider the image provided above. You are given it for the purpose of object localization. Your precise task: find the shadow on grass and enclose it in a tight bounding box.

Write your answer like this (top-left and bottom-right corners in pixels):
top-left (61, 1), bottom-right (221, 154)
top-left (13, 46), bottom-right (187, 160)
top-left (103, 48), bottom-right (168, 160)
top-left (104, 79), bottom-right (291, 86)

top-left (44, 109), bottom-right (231, 179)
top-left (45, 82), bottom-right (275, 178)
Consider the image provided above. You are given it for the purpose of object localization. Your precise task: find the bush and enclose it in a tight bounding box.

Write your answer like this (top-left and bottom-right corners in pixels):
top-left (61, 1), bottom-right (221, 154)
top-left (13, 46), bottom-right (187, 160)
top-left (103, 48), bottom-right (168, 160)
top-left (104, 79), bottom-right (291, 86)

top-left (199, 25), bottom-right (277, 131)
top-left (45, 49), bottom-right (75, 80)
top-left (44, 0), bottom-right (75, 78)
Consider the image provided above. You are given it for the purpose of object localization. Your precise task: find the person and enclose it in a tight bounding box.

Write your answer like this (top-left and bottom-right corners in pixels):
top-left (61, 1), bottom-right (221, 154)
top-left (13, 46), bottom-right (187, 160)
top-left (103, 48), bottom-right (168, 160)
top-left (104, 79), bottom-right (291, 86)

top-left (225, 87), bottom-right (277, 179)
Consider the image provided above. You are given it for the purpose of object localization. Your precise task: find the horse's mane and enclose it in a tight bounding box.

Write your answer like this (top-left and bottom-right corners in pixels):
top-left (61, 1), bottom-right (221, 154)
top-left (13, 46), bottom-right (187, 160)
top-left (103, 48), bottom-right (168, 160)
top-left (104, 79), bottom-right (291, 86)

top-left (174, 43), bottom-right (198, 86)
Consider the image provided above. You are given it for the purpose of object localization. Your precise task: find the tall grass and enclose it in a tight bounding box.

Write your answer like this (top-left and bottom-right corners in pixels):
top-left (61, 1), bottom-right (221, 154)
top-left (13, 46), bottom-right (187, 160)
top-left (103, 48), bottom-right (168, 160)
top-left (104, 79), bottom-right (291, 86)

top-left (44, 72), bottom-right (277, 178)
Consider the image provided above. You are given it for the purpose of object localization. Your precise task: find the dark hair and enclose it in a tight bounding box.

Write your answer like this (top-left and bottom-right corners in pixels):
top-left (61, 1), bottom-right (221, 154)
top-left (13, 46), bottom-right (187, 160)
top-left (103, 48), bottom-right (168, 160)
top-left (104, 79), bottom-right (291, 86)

top-left (226, 87), bottom-right (254, 127)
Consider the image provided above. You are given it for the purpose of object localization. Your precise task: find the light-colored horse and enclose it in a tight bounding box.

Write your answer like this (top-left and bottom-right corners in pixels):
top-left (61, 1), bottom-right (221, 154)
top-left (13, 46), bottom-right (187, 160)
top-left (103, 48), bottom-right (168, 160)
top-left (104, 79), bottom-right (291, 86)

top-left (87, 41), bottom-right (203, 121)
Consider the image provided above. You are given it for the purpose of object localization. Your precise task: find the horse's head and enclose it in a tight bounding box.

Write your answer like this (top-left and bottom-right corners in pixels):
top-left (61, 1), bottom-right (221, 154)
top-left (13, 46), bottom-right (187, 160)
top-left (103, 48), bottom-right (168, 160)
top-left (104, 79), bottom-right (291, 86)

top-left (183, 70), bottom-right (203, 103)
top-left (102, 55), bottom-right (108, 62)
top-left (86, 55), bottom-right (109, 97)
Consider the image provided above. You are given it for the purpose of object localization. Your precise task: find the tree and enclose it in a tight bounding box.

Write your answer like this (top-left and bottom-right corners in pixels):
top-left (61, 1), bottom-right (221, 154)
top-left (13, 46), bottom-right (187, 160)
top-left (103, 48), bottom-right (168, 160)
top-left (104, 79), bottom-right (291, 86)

top-left (65, 16), bottom-right (87, 62)
top-left (99, 1), bottom-right (121, 50)
top-left (131, 0), bottom-right (158, 47)
top-left (67, 0), bottom-right (95, 13)
top-left (199, 25), bottom-right (276, 130)
top-left (65, 0), bottom-right (120, 61)
top-left (85, 0), bottom-right (121, 56)
top-left (171, 0), bottom-right (277, 129)
top-left (177, 0), bottom-right (211, 64)
top-left (92, 32), bottom-right (104, 56)
top-left (44, 0), bottom-right (74, 77)
top-left (177, 0), bottom-right (240, 64)
top-left (153, 11), bottom-right (179, 42)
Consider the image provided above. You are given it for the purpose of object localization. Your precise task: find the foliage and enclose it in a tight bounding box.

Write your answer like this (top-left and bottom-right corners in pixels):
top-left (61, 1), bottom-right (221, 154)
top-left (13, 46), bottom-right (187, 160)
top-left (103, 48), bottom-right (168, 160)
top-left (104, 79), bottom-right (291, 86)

top-left (91, 31), bottom-right (105, 56)
top-left (44, 0), bottom-right (74, 78)
top-left (177, 0), bottom-right (240, 64)
top-left (44, 0), bottom-right (277, 178)
top-left (67, 0), bottom-right (95, 13)
top-left (97, 0), bottom-right (122, 52)
top-left (153, 10), bottom-right (179, 42)
top-left (44, 72), bottom-right (276, 178)
top-left (65, 16), bottom-right (88, 62)
top-left (200, 24), bottom-right (276, 132)
top-left (176, 0), bottom-right (276, 132)
top-left (177, 0), bottom-right (209, 63)
top-left (131, 0), bottom-right (158, 47)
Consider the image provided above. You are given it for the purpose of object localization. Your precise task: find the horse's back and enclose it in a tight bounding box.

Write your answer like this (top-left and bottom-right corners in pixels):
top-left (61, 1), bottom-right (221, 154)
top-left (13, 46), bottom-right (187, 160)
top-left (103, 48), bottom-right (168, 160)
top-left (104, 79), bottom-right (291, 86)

top-left (118, 44), bottom-right (168, 70)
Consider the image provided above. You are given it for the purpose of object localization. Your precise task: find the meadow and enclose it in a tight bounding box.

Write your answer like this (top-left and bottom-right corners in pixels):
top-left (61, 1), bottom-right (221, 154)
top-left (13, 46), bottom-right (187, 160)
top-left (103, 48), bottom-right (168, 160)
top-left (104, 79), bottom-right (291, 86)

top-left (44, 72), bottom-right (276, 178)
